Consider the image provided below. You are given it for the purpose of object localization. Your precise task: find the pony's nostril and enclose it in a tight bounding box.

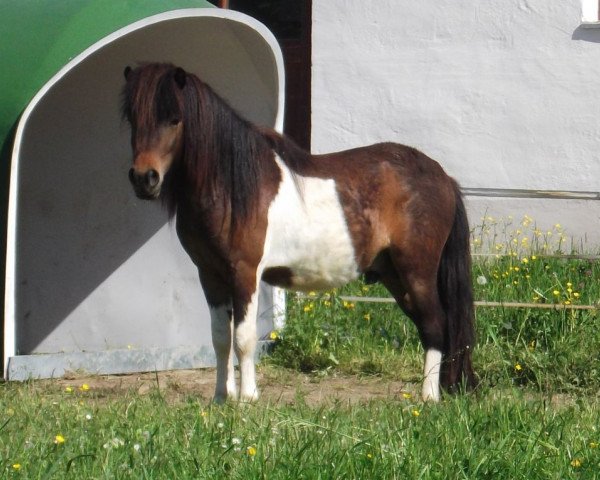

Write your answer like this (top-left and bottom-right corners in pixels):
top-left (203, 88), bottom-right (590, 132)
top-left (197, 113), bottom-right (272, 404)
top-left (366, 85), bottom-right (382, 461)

top-left (145, 169), bottom-right (160, 188)
top-left (128, 168), bottom-right (136, 185)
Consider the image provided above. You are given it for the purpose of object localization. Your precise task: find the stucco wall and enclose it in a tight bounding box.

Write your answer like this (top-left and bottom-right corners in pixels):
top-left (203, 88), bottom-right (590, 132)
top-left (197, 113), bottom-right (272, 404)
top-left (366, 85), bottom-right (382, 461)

top-left (312, 1), bottom-right (600, 246)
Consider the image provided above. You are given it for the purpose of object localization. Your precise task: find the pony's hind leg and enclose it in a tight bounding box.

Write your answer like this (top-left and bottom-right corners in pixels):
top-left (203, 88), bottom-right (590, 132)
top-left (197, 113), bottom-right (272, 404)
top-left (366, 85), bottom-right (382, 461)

top-left (210, 303), bottom-right (238, 403)
top-left (380, 251), bottom-right (446, 402)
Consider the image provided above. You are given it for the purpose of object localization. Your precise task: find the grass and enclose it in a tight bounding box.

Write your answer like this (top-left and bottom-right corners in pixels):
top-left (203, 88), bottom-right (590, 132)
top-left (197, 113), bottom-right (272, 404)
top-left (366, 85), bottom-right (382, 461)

top-left (1, 214), bottom-right (600, 478)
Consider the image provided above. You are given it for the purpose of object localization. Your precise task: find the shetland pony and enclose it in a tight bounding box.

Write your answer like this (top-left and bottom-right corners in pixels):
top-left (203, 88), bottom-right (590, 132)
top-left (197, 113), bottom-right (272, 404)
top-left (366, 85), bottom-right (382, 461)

top-left (122, 63), bottom-right (477, 402)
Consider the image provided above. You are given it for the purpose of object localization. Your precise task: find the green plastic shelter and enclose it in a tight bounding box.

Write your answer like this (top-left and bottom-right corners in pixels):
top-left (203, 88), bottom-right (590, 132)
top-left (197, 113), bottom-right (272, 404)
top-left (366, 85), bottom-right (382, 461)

top-left (1, 1), bottom-right (285, 379)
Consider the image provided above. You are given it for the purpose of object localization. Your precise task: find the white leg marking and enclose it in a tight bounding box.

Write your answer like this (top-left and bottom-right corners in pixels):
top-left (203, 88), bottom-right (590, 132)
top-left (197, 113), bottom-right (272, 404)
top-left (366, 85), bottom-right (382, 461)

top-left (211, 305), bottom-right (237, 403)
top-left (421, 348), bottom-right (442, 402)
top-left (234, 291), bottom-right (260, 402)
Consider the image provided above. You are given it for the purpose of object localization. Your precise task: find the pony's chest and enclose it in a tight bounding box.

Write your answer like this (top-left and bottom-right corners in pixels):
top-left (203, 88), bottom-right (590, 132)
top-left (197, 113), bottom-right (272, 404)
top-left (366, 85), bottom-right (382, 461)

top-left (262, 170), bottom-right (360, 291)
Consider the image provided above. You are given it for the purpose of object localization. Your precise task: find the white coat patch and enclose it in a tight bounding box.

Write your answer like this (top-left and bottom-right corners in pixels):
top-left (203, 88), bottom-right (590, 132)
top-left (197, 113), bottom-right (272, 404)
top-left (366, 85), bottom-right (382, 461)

top-left (262, 158), bottom-right (359, 291)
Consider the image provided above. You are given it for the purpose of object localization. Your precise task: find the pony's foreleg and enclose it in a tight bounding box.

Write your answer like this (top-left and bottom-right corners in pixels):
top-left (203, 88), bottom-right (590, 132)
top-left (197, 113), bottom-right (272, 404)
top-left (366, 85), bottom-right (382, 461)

top-left (210, 304), bottom-right (237, 403)
top-left (233, 289), bottom-right (260, 402)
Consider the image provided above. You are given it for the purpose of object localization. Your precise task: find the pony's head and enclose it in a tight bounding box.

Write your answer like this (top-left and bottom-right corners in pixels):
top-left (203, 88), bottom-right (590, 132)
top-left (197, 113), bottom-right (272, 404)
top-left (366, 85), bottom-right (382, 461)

top-left (122, 63), bottom-right (187, 200)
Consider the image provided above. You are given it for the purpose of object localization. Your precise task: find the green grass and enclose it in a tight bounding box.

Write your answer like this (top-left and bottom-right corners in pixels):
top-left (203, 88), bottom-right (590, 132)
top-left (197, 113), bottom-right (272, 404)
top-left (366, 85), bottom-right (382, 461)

top-left (1, 215), bottom-right (600, 478)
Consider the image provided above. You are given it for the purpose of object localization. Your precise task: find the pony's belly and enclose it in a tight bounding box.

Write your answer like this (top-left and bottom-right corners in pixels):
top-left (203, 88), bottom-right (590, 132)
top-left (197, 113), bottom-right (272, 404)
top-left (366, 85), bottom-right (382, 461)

top-left (262, 160), bottom-right (360, 292)
top-left (263, 255), bottom-right (359, 292)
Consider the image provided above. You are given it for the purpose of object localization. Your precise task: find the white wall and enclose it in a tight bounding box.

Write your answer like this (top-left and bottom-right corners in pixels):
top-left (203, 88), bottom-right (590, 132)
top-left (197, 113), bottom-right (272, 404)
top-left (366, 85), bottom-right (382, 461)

top-left (312, 1), bottom-right (600, 246)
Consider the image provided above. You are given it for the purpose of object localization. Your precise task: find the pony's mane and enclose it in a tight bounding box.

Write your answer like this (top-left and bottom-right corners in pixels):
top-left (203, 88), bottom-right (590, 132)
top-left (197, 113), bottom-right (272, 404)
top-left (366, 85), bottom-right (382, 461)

top-left (122, 63), bottom-right (316, 229)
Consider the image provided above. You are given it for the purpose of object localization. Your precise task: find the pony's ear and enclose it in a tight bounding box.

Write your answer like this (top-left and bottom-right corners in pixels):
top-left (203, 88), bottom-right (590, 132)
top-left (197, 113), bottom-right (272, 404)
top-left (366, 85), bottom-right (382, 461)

top-left (124, 66), bottom-right (132, 80)
top-left (174, 67), bottom-right (187, 89)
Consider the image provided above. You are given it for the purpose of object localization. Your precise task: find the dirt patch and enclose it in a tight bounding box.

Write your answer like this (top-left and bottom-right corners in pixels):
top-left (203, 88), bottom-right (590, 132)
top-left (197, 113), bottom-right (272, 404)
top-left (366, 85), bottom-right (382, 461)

top-left (44, 367), bottom-right (418, 406)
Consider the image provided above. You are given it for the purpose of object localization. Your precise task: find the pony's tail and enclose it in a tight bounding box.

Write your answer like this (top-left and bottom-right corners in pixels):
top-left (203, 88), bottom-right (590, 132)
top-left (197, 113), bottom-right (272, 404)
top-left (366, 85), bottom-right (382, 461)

top-left (437, 181), bottom-right (478, 392)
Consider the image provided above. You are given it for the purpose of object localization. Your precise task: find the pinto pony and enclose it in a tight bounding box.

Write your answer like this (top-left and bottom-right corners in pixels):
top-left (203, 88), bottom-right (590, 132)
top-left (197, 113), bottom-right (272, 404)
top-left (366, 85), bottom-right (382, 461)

top-left (122, 63), bottom-right (477, 402)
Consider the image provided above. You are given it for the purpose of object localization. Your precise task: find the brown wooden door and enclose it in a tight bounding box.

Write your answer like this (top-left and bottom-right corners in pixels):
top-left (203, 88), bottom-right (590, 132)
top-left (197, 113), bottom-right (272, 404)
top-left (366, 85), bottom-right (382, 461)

top-left (214, 0), bottom-right (312, 151)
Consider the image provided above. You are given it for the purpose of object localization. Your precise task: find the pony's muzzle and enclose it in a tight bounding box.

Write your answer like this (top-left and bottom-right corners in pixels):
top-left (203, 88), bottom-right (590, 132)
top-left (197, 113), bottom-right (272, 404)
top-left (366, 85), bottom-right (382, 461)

top-left (129, 167), bottom-right (161, 199)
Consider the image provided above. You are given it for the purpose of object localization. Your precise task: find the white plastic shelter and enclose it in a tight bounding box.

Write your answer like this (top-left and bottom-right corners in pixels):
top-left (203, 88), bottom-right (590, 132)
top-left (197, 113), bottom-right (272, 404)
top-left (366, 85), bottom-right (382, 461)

top-left (4, 9), bottom-right (285, 380)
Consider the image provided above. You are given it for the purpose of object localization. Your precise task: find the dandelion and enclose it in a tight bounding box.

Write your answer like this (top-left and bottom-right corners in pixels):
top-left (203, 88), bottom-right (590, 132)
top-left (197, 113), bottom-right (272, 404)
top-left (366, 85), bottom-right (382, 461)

top-left (247, 446), bottom-right (257, 456)
top-left (6, 408), bottom-right (14, 416)
top-left (570, 458), bottom-right (582, 468)
top-left (308, 291), bottom-right (317, 297)
top-left (54, 434), bottom-right (65, 445)
top-left (590, 442), bottom-right (598, 449)
top-left (514, 363), bottom-right (523, 372)
top-left (521, 257), bottom-right (529, 264)
top-left (411, 409), bottom-right (420, 417)
top-left (573, 292), bottom-right (580, 299)
top-left (553, 290), bottom-right (560, 296)
top-left (402, 392), bottom-right (412, 399)
top-left (65, 386), bottom-right (73, 393)
top-left (12, 463), bottom-right (21, 471)
top-left (531, 255), bottom-right (537, 260)
top-left (79, 383), bottom-right (90, 392)
top-left (85, 413), bottom-right (92, 421)
top-left (476, 275), bottom-right (487, 286)
top-left (323, 300), bottom-right (332, 307)
top-left (343, 300), bottom-right (355, 309)
top-left (513, 266), bottom-right (520, 272)
top-left (303, 303), bottom-right (314, 313)
top-left (366, 452), bottom-right (373, 460)
top-left (362, 285), bottom-right (370, 293)
top-left (363, 313), bottom-right (371, 321)
top-left (269, 330), bottom-right (279, 340)
top-left (200, 410), bottom-right (208, 417)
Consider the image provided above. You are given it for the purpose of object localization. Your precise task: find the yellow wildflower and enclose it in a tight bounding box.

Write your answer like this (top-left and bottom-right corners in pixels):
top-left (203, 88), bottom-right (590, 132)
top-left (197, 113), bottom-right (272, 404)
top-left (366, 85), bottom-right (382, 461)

top-left (343, 301), bottom-right (355, 309)
top-left (573, 292), bottom-right (580, 298)
top-left (402, 392), bottom-right (412, 399)
top-left (269, 331), bottom-right (279, 340)
top-left (54, 434), bottom-right (65, 445)
top-left (553, 290), bottom-right (560, 296)
top-left (65, 386), bottom-right (73, 393)
top-left (12, 463), bottom-right (21, 471)
top-left (247, 446), bottom-right (257, 456)
top-left (570, 458), bottom-right (582, 468)
top-left (590, 442), bottom-right (598, 449)
top-left (522, 257), bottom-right (529, 264)
top-left (79, 383), bottom-right (90, 392)
top-left (363, 313), bottom-right (371, 321)
top-left (411, 409), bottom-right (420, 417)
top-left (308, 291), bottom-right (317, 297)
top-left (515, 363), bottom-right (523, 372)
top-left (531, 255), bottom-right (537, 260)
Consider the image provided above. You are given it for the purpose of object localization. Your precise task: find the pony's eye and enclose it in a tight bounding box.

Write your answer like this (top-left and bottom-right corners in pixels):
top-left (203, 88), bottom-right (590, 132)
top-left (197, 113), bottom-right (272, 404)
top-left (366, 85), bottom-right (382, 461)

top-left (170, 118), bottom-right (180, 126)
